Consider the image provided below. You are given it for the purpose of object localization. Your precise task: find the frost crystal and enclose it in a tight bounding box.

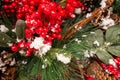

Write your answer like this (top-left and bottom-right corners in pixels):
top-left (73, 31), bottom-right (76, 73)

top-left (56, 53), bottom-right (71, 64)
top-left (93, 40), bottom-right (100, 46)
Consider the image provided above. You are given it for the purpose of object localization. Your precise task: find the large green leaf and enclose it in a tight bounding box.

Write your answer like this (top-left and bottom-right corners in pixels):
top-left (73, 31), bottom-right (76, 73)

top-left (15, 20), bottom-right (26, 39)
top-left (107, 45), bottom-right (120, 56)
top-left (96, 49), bottom-right (113, 64)
top-left (105, 25), bottom-right (120, 43)
top-left (0, 32), bottom-right (15, 47)
top-left (84, 29), bottom-right (104, 47)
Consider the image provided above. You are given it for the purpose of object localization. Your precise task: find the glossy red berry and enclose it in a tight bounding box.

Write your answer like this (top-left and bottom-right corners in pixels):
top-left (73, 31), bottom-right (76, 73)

top-left (11, 44), bottom-right (19, 52)
top-left (87, 77), bottom-right (94, 80)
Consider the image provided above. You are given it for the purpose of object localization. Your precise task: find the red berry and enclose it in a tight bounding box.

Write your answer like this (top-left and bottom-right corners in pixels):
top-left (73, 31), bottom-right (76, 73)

top-left (87, 77), bottom-right (94, 80)
top-left (57, 34), bottom-right (62, 39)
top-left (11, 44), bottom-right (19, 52)
top-left (25, 49), bottom-right (32, 56)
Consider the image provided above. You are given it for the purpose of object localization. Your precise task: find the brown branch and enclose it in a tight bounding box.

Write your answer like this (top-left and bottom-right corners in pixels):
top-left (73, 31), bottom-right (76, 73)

top-left (63, 0), bottom-right (114, 40)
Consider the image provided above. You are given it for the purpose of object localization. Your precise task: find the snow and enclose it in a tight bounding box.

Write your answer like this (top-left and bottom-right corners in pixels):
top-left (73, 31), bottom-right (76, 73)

top-left (109, 59), bottom-right (117, 67)
top-left (0, 25), bottom-right (9, 33)
top-left (75, 8), bottom-right (82, 14)
top-left (56, 53), bottom-right (71, 64)
top-left (100, 0), bottom-right (107, 9)
top-left (84, 50), bottom-right (95, 57)
top-left (99, 17), bottom-right (115, 30)
top-left (93, 40), bottom-right (100, 46)
top-left (30, 37), bottom-right (51, 56)
top-left (86, 13), bottom-right (91, 18)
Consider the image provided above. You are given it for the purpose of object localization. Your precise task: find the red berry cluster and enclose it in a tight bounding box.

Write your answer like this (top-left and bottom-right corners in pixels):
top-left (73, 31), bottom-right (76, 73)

top-left (2, 0), bottom-right (18, 17)
top-left (114, 57), bottom-right (120, 68)
top-left (11, 40), bottom-right (35, 56)
top-left (3, 0), bottom-right (86, 56)
top-left (95, 55), bottom-right (120, 78)
top-left (106, 64), bottom-right (120, 78)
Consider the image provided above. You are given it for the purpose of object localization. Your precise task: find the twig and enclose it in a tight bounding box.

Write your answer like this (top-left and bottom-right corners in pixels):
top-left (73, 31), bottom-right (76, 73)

top-left (63, 0), bottom-right (114, 40)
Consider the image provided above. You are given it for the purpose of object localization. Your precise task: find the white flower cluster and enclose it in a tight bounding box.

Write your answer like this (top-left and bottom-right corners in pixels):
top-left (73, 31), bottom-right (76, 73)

top-left (100, 0), bottom-right (107, 9)
top-left (99, 17), bottom-right (115, 30)
top-left (30, 37), bottom-right (51, 56)
top-left (56, 53), bottom-right (71, 64)
top-left (0, 25), bottom-right (9, 33)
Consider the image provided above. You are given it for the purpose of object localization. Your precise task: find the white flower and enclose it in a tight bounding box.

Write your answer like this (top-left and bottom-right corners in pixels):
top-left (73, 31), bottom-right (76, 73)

top-left (100, 0), bottom-right (107, 9)
top-left (56, 53), bottom-right (71, 64)
top-left (75, 8), bottom-right (81, 14)
top-left (30, 37), bottom-right (51, 56)
top-left (0, 25), bottom-right (9, 33)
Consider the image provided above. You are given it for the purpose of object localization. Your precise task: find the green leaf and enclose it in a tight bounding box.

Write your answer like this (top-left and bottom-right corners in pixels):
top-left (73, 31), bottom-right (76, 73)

top-left (105, 25), bottom-right (120, 43)
top-left (96, 49), bottom-right (113, 64)
top-left (84, 29), bottom-right (104, 47)
top-left (107, 45), bottom-right (120, 56)
top-left (0, 32), bottom-right (15, 47)
top-left (15, 20), bottom-right (26, 39)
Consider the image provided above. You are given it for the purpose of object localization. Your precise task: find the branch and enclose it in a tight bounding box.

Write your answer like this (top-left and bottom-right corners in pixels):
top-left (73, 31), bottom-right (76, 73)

top-left (63, 0), bottom-right (114, 40)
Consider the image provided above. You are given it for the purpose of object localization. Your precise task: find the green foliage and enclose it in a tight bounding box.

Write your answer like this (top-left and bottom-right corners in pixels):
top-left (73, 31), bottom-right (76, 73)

top-left (65, 41), bottom-right (90, 58)
top-left (84, 29), bottom-right (104, 47)
top-left (65, 25), bottom-right (120, 64)
top-left (108, 45), bottom-right (120, 56)
top-left (16, 56), bottom-right (42, 80)
top-left (105, 25), bottom-right (120, 44)
top-left (41, 61), bottom-right (67, 80)
top-left (112, 0), bottom-right (120, 15)
top-left (16, 48), bottom-right (72, 80)
top-left (15, 20), bottom-right (26, 39)
top-left (0, 32), bottom-right (15, 47)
